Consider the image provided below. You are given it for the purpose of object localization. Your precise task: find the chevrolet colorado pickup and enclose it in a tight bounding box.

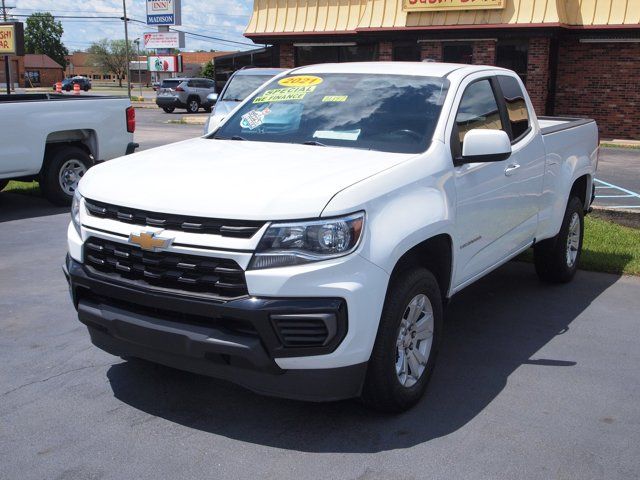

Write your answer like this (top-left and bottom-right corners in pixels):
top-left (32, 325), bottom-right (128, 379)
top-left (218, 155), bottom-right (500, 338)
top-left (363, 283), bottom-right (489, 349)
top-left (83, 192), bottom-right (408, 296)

top-left (64, 63), bottom-right (598, 412)
top-left (0, 94), bottom-right (136, 205)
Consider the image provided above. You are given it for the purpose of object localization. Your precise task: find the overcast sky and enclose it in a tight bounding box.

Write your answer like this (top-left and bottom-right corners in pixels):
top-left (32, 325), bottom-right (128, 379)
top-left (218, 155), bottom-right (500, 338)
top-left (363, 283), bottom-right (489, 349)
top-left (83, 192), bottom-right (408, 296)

top-left (10, 0), bottom-right (260, 53)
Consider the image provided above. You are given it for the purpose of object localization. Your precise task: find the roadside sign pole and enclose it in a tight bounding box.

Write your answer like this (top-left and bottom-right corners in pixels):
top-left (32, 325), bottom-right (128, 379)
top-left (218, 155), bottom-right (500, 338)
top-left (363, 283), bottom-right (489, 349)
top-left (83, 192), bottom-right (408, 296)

top-left (122, 0), bottom-right (131, 98)
top-left (2, 0), bottom-right (10, 94)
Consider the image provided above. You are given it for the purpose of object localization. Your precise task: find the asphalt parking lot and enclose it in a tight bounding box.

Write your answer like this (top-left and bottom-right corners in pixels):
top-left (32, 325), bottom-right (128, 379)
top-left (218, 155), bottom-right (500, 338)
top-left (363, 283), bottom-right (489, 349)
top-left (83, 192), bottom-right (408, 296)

top-left (1, 118), bottom-right (640, 479)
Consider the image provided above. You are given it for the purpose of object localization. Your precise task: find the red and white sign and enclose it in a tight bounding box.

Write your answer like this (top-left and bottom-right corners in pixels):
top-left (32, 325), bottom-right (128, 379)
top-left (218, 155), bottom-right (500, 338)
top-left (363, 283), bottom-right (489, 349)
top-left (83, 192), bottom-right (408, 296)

top-left (148, 55), bottom-right (181, 72)
top-left (143, 32), bottom-right (180, 49)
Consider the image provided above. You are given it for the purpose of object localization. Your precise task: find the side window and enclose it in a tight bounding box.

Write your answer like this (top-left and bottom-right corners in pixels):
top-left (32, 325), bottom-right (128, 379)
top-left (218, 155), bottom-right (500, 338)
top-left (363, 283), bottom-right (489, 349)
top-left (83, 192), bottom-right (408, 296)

top-left (187, 80), bottom-right (196, 88)
top-left (497, 75), bottom-right (530, 141)
top-left (455, 79), bottom-right (503, 147)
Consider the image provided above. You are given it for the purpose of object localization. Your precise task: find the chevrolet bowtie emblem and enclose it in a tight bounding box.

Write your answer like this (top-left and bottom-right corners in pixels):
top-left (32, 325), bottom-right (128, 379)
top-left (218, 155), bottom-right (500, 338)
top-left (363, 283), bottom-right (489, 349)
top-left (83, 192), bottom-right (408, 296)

top-left (128, 231), bottom-right (173, 252)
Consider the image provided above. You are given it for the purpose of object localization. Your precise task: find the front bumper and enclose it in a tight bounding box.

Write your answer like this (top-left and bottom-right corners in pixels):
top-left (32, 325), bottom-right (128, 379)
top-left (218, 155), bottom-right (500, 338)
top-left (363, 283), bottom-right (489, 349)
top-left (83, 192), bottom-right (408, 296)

top-left (63, 255), bottom-right (366, 401)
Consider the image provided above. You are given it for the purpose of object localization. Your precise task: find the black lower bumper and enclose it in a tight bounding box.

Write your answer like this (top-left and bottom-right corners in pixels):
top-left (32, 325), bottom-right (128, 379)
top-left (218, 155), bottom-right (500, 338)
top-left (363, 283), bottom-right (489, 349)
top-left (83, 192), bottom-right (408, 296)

top-left (64, 256), bottom-right (364, 402)
top-left (155, 96), bottom-right (183, 109)
top-left (125, 142), bottom-right (139, 155)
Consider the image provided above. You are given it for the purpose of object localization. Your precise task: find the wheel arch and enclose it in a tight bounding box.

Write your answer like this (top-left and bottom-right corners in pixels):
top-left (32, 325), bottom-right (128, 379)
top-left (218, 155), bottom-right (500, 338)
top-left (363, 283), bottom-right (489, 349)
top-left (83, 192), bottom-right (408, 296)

top-left (389, 233), bottom-right (454, 302)
top-left (570, 173), bottom-right (592, 211)
top-left (43, 129), bottom-right (98, 171)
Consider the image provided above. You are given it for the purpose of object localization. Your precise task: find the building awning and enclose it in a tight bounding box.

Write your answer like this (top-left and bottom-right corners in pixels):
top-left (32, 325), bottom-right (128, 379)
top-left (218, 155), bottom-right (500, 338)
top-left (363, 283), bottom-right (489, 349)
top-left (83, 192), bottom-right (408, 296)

top-left (245, 0), bottom-right (640, 39)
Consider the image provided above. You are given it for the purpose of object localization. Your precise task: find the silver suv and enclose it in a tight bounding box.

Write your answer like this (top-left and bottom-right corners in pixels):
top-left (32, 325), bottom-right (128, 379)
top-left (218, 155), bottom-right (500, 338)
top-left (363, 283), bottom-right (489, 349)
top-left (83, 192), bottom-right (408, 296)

top-left (155, 77), bottom-right (216, 114)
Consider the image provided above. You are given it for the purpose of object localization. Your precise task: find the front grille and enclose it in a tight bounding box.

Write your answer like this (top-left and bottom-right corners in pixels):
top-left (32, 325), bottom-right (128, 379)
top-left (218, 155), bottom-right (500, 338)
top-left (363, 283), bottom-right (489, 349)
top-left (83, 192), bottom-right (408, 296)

top-left (271, 314), bottom-right (335, 348)
top-left (84, 236), bottom-right (248, 300)
top-left (85, 199), bottom-right (264, 238)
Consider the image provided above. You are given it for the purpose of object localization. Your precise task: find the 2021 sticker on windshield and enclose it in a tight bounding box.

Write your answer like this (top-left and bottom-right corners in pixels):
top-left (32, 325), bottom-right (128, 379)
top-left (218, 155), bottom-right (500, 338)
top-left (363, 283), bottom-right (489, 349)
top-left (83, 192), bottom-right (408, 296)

top-left (240, 108), bottom-right (271, 130)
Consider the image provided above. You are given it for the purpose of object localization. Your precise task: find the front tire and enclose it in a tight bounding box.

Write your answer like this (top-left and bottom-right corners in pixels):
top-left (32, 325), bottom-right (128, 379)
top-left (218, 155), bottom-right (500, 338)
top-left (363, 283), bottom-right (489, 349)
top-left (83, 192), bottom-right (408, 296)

top-left (40, 145), bottom-right (92, 206)
top-left (362, 267), bottom-right (443, 413)
top-left (534, 196), bottom-right (584, 283)
top-left (162, 107), bottom-right (175, 113)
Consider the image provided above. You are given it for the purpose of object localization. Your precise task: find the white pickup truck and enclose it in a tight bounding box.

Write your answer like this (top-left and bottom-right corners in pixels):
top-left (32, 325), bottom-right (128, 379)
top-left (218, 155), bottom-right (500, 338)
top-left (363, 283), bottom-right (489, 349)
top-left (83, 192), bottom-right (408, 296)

top-left (0, 94), bottom-right (137, 205)
top-left (64, 63), bottom-right (598, 412)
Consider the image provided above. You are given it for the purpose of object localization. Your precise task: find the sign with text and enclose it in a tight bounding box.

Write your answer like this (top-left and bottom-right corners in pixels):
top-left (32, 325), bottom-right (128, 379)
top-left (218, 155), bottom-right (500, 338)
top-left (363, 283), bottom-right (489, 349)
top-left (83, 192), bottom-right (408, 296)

top-left (403, 0), bottom-right (505, 12)
top-left (0, 22), bottom-right (25, 56)
top-left (146, 0), bottom-right (182, 25)
top-left (143, 31), bottom-right (183, 49)
top-left (148, 55), bottom-right (182, 72)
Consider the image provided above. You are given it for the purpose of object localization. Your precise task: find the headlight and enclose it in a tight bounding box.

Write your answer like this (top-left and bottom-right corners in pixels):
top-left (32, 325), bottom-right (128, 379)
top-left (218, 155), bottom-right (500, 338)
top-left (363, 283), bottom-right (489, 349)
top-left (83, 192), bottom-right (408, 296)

top-left (249, 212), bottom-right (365, 270)
top-left (71, 191), bottom-right (83, 236)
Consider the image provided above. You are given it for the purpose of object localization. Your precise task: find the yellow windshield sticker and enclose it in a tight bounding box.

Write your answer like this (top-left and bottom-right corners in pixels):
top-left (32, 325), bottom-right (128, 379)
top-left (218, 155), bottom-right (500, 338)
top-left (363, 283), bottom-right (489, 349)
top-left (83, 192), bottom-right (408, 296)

top-left (278, 75), bottom-right (323, 87)
top-left (322, 95), bottom-right (348, 102)
top-left (253, 86), bottom-right (317, 104)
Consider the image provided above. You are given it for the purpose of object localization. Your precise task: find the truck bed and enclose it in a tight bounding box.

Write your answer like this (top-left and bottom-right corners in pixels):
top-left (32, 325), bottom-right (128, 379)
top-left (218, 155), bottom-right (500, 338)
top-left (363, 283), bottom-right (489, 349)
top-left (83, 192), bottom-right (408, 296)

top-left (0, 94), bottom-right (125, 103)
top-left (538, 116), bottom-right (596, 136)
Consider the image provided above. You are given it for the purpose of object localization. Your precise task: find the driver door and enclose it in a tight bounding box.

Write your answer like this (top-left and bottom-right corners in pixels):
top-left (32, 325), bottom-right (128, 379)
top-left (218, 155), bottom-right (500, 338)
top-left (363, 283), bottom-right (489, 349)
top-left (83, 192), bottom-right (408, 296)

top-left (451, 75), bottom-right (538, 289)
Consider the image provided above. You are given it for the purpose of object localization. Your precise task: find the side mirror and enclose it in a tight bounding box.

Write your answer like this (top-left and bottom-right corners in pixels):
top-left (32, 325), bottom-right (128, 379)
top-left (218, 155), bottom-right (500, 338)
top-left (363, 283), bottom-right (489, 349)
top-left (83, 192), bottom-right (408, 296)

top-left (207, 93), bottom-right (218, 104)
top-left (459, 129), bottom-right (511, 164)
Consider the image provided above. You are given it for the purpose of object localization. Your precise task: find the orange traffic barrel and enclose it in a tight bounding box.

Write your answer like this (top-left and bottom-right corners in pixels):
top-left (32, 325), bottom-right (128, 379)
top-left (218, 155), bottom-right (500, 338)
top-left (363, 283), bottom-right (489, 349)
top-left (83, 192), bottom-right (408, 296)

top-left (55, 82), bottom-right (62, 93)
top-left (73, 83), bottom-right (81, 94)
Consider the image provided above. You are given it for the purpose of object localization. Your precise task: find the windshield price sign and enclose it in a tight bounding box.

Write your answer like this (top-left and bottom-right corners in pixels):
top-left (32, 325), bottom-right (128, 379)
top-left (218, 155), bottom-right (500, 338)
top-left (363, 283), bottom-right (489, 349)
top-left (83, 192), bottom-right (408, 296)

top-left (404, 0), bottom-right (505, 12)
top-left (0, 23), bottom-right (25, 55)
top-left (146, 0), bottom-right (182, 25)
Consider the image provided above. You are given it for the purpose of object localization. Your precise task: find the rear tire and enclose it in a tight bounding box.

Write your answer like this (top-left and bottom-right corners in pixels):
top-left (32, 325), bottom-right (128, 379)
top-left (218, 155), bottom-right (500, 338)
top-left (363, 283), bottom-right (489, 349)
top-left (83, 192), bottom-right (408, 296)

top-left (187, 97), bottom-right (200, 113)
top-left (534, 196), bottom-right (584, 283)
top-left (162, 107), bottom-right (175, 113)
top-left (40, 145), bottom-right (93, 206)
top-left (362, 267), bottom-right (443, 413)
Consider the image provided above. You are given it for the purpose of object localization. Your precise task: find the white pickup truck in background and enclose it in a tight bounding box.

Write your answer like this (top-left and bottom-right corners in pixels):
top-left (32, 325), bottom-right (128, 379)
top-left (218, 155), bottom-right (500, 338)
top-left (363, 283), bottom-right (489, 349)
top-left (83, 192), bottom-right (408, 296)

top-left (64, 63), bottom-right (598, 412)
top-left (0, 94), bottom-right (137, 205)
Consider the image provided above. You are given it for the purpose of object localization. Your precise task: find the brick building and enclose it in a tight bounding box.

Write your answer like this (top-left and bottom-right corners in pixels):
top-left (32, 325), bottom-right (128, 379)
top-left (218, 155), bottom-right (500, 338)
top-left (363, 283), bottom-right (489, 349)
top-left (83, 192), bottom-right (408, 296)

top-left (243, 0), bottom-right (640, 139)
top-left (65, 51), bottom-right (234, 86)
top-left (0, 54), bottom-right (64, 88)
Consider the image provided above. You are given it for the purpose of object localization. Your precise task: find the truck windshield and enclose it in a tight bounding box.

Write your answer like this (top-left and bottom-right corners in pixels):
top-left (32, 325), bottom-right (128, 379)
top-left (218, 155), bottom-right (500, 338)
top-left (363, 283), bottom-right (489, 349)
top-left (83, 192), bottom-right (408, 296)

top-left (213, 73), bottom-right (449, 154)
top-left (221, 75), bottom-right (274, 102)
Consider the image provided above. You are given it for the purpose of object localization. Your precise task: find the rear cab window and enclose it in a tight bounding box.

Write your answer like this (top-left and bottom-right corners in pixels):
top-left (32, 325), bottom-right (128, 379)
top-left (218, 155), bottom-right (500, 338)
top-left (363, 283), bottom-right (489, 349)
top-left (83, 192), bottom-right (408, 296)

top-left (496, 75), bottom-right (531, 142)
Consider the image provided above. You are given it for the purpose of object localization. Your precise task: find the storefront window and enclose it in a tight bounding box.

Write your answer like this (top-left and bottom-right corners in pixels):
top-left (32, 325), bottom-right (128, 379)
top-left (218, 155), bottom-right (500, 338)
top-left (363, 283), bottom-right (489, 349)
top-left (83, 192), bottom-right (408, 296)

top-left (443, 44), bottom-right (473, 64)
top-left (295, 44), bottom-right (377, 66)
top-left (496, 39), bottom-right (529, 84)
top-left (24, 71), bottom-right (41, 85)
top-left (393, 42), bottom-right (420, 62)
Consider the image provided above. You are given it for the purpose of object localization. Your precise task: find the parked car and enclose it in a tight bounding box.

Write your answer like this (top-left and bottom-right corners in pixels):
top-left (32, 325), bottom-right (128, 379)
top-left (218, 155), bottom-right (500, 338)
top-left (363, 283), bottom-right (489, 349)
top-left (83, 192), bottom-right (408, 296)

top-left (155, 77), bottom-right (216, 114)
top-left (152, 81), bottom-right (160, 91)
top-left (0, 93), bottom-right (136, 205)
top-left (65, 63), bottom-right (598, 412)
top-left (53, 76), bottom-right (92, 92)
top-left (204, 67), bottom-right (286, 134)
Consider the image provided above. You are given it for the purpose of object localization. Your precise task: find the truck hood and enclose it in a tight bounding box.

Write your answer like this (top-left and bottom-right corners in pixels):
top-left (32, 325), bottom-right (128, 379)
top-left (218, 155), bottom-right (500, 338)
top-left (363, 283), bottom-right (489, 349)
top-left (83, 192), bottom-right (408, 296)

top-left (79, 138), bottom-right (412, 220)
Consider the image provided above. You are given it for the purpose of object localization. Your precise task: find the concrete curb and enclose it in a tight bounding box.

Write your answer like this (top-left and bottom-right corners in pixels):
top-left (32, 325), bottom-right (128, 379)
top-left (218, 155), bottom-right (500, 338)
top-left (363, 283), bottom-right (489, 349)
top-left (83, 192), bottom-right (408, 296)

top-left (132, 102), bottom-right (158, 109)
top-left (591, 206), bottom-right (640, 229)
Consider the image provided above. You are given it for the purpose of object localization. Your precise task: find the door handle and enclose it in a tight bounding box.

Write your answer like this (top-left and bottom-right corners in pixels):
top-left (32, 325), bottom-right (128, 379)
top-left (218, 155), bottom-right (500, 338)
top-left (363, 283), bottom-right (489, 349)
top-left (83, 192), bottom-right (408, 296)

top-left (504, 163), bottom-right (521, 176)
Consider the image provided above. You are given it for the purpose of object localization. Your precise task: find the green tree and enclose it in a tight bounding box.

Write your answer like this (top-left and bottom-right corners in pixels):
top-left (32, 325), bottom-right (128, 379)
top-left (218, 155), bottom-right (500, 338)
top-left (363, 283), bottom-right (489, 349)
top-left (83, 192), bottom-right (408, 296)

top-left (88, 39), bottom-right (135, 88)
top-left (24, 12), bottom-right (69, 68)
top-left (201, 60), bottom-right (214, 79)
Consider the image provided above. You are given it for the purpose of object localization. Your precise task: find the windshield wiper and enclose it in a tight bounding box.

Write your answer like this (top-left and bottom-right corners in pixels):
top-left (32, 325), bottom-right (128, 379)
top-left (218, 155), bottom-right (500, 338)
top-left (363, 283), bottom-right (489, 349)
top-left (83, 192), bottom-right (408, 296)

top-left (213, 135), bottom-right (247, 141)
top-left (302, 140), bottom-right (327, 147)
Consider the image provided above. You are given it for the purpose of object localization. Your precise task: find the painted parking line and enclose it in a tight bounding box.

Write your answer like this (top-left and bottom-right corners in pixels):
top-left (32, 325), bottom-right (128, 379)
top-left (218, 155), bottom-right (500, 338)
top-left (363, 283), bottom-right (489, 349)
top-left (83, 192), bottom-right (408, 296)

top-left (594, 178), bottom-right (640, 209)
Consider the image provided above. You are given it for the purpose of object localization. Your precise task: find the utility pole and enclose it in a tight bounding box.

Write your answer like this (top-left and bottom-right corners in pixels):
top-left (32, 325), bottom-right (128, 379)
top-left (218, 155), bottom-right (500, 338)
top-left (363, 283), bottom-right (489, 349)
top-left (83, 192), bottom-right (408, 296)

top-left (1, 0), bottom-right (12, 95)
top-left (134, 38), bottom-right (142, 98)
top-left (122, 0), bottom-right (131, 98)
